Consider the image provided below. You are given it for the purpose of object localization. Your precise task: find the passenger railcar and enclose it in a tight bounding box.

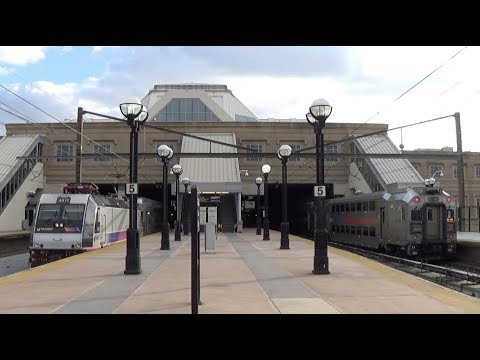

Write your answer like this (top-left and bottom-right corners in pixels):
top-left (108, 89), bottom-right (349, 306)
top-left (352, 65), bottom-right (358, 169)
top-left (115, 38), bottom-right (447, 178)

top-left (308, 182), bottom-right (456, 259)
top-left (29, 183), bottom-right (161, 267)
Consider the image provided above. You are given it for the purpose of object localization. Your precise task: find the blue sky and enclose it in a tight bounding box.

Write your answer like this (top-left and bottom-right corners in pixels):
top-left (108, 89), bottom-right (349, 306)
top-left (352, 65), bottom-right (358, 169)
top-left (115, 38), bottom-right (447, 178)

top-left (0, 46), bottom-right (479, 152)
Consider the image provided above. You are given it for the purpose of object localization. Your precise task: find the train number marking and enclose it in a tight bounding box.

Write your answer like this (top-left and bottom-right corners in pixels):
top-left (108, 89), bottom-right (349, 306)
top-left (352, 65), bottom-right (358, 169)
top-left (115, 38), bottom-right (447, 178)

top-left (314, 185), bottom-right (326, 197)
top-left (126, 183), bottom-right (138, 195)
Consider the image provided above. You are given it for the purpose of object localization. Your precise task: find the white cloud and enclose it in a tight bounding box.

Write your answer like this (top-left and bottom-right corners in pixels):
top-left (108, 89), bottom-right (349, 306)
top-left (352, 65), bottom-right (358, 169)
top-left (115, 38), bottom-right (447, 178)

top-left (0, 46), bottom-right (46, 65)
top-left (60, 46), bottom-right (73, 54)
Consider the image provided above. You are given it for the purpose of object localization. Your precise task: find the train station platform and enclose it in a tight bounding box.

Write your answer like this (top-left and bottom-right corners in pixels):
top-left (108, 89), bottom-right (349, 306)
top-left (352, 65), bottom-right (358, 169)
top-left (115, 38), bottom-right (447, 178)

top-left (0, 228), bottom-right (479, 314)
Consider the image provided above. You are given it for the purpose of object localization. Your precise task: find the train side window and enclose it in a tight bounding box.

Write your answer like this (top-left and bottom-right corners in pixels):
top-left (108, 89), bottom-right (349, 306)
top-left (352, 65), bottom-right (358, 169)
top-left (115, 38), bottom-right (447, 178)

top-left (369, 227), bottom-right (376, 237)
top-left (340, 204), bottom-right (345, 212)
top-left (335, 204), bottom-right (340, 213)
top-left (427, 208), bottom-right (435, 221)
top-left (356, 202), bottom-right (361, 211)
top-left (351, 225), bottom-right (356, 234)
top-left (362, 226), bottom-right (368, 236)
top-left (356, 226), bottom-right (362, 235)
top-left (331, 224), bottom-right (335, 232)
top-left (340, 225), bottom-right (345, 233)
top-left (351, 203), bottom-right (356, 212)
top-left (345, 225), bottom-right (350, 234)
top-left (369, 201), bottom-right (375, 211)
top-left (331, 205), bottom-right (335, 214)
top-left (362, 202), bottom-right (368, 212)
top-left (345, 203), bottom-right (350, 212)
top-left (411, 210), bottom-right (422, 221)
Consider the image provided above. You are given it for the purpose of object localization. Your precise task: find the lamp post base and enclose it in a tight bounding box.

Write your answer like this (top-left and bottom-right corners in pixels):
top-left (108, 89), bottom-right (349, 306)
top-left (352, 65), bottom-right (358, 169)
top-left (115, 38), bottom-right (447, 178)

top-left (161, 222), bottom-right (170, 250)
top-left (124, 228), bottom-right (142, 274)
top-left (280, 222), bottom-right (290, 249)
top-left (174, 220), bottom-right (181, 241)
top-left (312, 255), bottom-right (330, 274)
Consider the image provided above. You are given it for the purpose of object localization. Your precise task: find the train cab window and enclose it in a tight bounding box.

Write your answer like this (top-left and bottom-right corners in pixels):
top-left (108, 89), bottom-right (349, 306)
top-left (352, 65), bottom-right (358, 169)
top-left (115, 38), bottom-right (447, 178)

top-left (351, 225), bottom-right (356, 234)
top-left (447, 208), bottom-right (455, 220)
top-left (362, 226), bottom-right (369, 236)
top-left (427, 208), bottom-right (435, 221)
top-left (369, 227), bottom-right (376, 237)
top-left (369, 201), bottom-right (376, 211)
top-left (356, 202), bottom-right (361, 211)
top-left (345, 203), bottom-right (350, 212)
top-left (411, 210), bottom-right (422, 221)
top-left (340, 204), bottom-right (345, 212)
top-left (362, 202), bottom-right (368, 212)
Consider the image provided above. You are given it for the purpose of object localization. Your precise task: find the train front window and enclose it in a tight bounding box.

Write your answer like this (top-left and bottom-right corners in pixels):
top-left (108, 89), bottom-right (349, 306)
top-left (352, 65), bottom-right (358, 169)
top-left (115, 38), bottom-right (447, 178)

top-left (447, 208), bottom-right (455, 221)
top-left (411, 210), bottom-right (422, 221)
top-left (62, 204), bottom-right (85, 227)
top-left (36, 204), bottom-right (61, 227)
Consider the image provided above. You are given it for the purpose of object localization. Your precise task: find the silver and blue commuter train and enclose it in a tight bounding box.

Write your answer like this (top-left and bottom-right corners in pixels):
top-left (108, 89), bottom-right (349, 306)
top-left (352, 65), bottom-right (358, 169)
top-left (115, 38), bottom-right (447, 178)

top-left (29, 183), bottom-right (161, 267)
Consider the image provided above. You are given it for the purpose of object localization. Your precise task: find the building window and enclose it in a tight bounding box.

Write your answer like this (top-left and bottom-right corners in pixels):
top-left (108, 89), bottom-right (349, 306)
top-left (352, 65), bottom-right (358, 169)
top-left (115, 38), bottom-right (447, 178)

top-left (430, 165), bottom-right (442, 177)
top-left (154, 98), bottom-right (220, 122)
top-left (453, 165), bottom-right (457, 178)
top-left (56, 144), bottom-right (73, 162)
top-left (476, 197), bottom-right (480, 207)
top-left (325, 144), bottom-right (338, 162)
top-left (476, 166), bottom-right (480, 179)
top-left (289, 144), bottom-right (301, 162)
top-left (94, 144), bottom-right (111, 162)
top-left (246, 144), bottom-right (263, 162)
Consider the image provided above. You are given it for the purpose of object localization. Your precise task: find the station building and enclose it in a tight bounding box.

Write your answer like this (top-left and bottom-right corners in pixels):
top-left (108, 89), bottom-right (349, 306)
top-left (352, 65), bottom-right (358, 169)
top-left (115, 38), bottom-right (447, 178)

top-left (0, 83), bottom-right (476, 232)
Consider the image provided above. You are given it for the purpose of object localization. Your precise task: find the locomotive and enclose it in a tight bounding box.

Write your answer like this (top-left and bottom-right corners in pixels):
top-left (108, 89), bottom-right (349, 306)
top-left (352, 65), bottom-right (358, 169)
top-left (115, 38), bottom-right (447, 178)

top-left (307, 179), bottom-right (457, 259)
top-left (29, 183), bottom-right (162, 267)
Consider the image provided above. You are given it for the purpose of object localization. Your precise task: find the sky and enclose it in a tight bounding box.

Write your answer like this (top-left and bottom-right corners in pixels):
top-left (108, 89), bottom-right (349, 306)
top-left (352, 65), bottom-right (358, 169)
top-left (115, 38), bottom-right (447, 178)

top-left (0, 46), bottom-right (478, 152)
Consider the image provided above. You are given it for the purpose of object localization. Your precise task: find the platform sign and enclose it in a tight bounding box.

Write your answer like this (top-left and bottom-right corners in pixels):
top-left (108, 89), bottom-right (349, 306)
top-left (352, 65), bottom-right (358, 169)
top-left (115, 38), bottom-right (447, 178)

top-left (125, 183), bottom-right (138, 195)
top-left (314, 185), bottom-right (326, 197)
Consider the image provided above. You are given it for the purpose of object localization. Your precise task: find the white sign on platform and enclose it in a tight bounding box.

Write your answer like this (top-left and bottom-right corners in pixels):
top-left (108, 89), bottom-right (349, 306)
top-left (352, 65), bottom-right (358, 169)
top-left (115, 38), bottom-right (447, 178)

top-left (314, 185), bottom-right (326, 197)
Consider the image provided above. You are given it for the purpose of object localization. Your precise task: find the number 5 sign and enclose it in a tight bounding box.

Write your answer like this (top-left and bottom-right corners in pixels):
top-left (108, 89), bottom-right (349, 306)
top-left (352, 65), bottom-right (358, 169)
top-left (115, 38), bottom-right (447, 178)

top-left (314, 185), bottom-right (326, 197)
top-left (126, 183), bottom-right (138, 195)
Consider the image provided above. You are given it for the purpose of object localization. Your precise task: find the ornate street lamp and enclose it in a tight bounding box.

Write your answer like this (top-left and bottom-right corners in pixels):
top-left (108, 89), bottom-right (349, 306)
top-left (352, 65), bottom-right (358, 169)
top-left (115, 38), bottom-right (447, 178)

top-left (307, 98), bottom-right (332, 274)
top-left (278, 144), bottom-right (292, 249)
top-left (157, 144), bottom-right (174, 250)
top-left (182, 177), bottom-right (191, 235)
top-left (172, 164), bottom-right (183, 241)
top-left (261, 164), bottom-right (271, 241)
top-left (255, 176), bottom-right (263, 235)
top-left (121, 97), bottom-right (148, 275)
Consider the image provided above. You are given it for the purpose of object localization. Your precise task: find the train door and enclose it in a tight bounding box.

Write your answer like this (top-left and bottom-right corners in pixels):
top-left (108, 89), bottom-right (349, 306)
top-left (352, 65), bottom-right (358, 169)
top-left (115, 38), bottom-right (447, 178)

top-left (95, 207), bottom-right (105, 246)
top-left (424, 206), bottom-right (442, 240)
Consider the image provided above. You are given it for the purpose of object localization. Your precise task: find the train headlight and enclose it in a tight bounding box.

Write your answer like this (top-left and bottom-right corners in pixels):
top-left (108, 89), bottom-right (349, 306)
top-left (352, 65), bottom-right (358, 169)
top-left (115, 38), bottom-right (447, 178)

top-left (59, 223), bottom-right (64, 228)
top-left (55, 223), bottom-right (59, 228)
top-left (448, 233), bottom-right (454, 240)
top-left (33, 244), bottom-right (40, 248)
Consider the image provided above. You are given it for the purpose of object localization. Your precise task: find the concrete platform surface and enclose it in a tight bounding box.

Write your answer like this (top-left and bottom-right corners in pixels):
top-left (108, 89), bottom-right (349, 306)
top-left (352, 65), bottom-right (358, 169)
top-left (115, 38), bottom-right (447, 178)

top-left (0, 229), bottom-right (479, 314)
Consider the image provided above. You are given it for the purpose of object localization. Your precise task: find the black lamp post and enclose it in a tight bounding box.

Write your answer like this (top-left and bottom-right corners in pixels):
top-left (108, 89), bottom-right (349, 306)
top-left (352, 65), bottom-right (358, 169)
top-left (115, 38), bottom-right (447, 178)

top-left (172, 164), bottom-right (183, 241)
top-left (261, 164), bottom-right (271, 241)
top-left (121, 97), bottom-right (148, 275)
top-left (182, 177), bottom-right (191, 235)
top-left (307, 98), bottom-right (332, 275)
top-left (157, 144), bottom-right (173, 250)
top-left (278, 144), bottom-right (292, 249)
top-left (255, 176), bottom-right (263, 235)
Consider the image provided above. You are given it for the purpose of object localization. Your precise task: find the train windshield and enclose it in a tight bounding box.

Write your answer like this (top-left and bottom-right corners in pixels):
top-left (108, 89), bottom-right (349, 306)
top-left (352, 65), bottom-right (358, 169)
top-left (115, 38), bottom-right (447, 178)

top-left (35, 204), bottom-right (85, 232)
